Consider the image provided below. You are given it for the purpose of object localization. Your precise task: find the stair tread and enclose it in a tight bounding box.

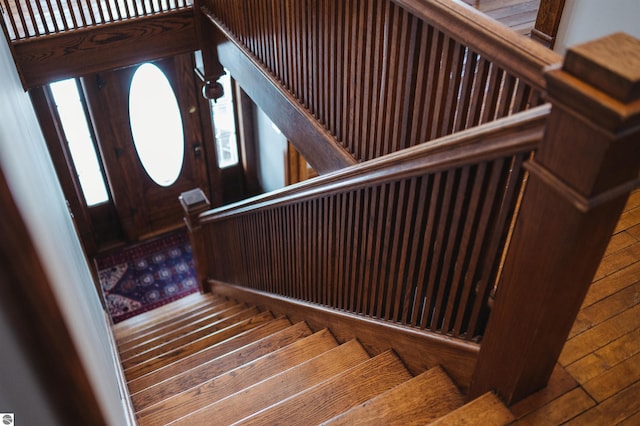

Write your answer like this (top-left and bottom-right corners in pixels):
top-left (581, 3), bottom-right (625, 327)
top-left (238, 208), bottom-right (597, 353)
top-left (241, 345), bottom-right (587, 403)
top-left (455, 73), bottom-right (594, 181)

top-left (112, 293), bottom-right (220, 339)
top-left (137, 328), bottom-right (340, 425)
top-left (121, 306), bottom-right (258, 368)
top-left (114, 297), bottom-right (227, 344)
top-left (429, 392), bottom-right (515, 425)
top-left (119, 303), bottom-right (249, 360)
top-left (124, 310), bottom-right (275, 381)
top-left (233, 350), bottom-right (413, 426)
top-left (130, 318), bottom-right (307, 409)
top-left (128, 315), bottom-right (296, 396)
top-left (117, 299), bottom-right (238, 350)
top-left (171, 339), bottom-right (371, 425)
top-left (323, 366), bottom-right (465, 425)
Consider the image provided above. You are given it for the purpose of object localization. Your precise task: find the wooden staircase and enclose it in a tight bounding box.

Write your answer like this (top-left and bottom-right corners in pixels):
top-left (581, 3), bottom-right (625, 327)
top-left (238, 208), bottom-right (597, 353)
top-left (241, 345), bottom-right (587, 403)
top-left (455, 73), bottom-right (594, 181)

top-left (112, 293), bottom-right (514, 425)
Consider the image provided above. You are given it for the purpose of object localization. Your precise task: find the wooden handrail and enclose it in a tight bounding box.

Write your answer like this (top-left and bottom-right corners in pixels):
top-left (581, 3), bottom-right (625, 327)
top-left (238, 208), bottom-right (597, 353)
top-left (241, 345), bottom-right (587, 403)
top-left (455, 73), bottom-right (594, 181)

top-left (201, 0), bottom-right (560, 164)
top-left (391, 0), bottom-right (561, 90)
top-left (470, 32), bottom-right (640, 404)
top-left (187, 106), bottom-right (547, 352)
top-left (201, 106), bottom-right (549, 222)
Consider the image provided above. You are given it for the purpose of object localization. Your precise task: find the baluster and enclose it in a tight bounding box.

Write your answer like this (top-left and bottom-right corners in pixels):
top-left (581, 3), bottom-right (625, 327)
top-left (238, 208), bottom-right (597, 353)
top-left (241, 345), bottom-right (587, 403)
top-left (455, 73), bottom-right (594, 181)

top-left (470, 33), bottom-right (640, 404)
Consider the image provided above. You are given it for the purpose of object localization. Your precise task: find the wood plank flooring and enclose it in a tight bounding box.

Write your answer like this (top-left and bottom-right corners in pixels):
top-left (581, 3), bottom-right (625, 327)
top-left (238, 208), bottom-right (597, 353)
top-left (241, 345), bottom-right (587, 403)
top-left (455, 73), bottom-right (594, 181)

top-left (465, 3), bottom-right (639, 422)
top-left (463, 0), bottom-right (541, 36)
top-left (510, 189), bottom-right (640, 425)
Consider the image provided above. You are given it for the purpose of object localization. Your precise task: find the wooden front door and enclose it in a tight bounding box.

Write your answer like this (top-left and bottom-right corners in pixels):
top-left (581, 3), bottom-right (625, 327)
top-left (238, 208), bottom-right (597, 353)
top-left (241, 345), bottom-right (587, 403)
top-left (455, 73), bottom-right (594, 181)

top-left (83, 53), bottom-right (210, 241)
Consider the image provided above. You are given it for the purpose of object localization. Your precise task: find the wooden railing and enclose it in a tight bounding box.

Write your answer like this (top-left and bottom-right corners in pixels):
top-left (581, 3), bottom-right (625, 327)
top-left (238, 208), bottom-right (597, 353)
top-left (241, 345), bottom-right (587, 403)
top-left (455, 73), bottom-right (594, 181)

top-left (190, 5), bottom-right (640, 401)
top-left (194, 108), bottom-right (548, 342)
top-left (201, 0), bottom-right (560, 162)
top-left (0, 0), bottom-right (192, 40)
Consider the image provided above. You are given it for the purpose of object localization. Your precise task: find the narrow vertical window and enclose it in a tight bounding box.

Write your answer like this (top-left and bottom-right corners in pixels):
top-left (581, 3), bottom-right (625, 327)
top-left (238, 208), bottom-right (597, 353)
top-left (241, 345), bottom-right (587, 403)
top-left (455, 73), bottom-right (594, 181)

top-left (50, 79), bottom-right (110, 206)
top-left (211, 72), bottom-right (239, 168)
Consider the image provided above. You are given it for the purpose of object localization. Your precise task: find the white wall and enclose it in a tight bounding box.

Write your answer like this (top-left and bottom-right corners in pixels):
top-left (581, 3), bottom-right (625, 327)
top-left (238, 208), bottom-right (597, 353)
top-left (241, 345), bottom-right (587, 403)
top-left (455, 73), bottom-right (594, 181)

top-left (555, 0), bottom-right (640, 55)
top-left (0, 37), bottom-right (129, 425)
top-left (253, 103), bottom-right (287, 192)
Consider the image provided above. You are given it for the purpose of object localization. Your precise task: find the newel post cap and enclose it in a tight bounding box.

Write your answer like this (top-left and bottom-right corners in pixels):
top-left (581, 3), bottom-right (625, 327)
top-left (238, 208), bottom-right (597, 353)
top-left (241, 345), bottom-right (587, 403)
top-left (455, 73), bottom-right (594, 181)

top-left (179, 188), bottom-right (210, 229)
top-left (544, 32), bottom-right (640, 131)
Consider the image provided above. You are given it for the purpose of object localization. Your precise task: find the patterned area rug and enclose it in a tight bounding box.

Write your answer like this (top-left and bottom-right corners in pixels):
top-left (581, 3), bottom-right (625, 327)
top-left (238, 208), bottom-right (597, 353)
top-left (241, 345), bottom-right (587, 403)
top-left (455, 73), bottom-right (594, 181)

top-left (95, 230), bottom-right (198, 323)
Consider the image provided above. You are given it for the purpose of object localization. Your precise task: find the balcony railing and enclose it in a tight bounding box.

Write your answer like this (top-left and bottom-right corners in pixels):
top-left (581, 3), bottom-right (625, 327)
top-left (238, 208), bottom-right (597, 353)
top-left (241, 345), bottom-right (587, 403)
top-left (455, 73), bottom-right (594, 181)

top-left (1, 0), bottom-right (192, 40)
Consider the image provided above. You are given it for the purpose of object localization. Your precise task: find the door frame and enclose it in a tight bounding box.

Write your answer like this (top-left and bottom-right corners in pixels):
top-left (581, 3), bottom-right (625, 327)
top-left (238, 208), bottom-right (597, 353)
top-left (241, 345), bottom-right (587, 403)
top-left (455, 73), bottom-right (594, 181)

top-left (30, 53), bottom-right (214, 254)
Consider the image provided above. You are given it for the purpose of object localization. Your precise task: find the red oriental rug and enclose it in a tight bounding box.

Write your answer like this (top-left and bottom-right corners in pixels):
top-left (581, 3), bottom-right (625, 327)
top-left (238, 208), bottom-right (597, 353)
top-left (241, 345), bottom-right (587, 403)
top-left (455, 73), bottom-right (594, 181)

top-left (95, 230), bottom-right (198, 324)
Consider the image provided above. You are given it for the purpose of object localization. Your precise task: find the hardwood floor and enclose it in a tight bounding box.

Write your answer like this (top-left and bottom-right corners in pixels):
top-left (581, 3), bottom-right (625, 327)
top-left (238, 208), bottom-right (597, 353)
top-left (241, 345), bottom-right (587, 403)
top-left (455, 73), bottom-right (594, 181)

top-left (463, 0), bottom-right (541, 36)
top-left (463, 1), bottom-right (639, 420)
top-left (509, 189), bottom-right (640, 425)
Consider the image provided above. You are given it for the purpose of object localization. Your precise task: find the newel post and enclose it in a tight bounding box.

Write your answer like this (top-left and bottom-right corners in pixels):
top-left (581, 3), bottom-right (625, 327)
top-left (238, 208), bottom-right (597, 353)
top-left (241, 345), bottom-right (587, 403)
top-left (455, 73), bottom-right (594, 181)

top-left (180, 189), bottom-right (211, 294)
top-left (469, 33), bottom-right (640, 404)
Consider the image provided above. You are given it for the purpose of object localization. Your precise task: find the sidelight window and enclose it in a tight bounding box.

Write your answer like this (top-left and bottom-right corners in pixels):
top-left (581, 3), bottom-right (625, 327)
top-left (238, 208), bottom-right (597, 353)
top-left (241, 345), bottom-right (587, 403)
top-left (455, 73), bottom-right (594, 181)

top-left (50, 79), bottom-right (109, 206)
top-left (211, 72), bottom-right (239, 168)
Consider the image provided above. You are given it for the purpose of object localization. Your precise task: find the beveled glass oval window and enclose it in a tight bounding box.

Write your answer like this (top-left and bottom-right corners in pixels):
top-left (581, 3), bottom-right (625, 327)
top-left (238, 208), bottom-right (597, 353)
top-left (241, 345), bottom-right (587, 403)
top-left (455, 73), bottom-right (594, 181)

top-left (129, 63), bottom-right (185, 187)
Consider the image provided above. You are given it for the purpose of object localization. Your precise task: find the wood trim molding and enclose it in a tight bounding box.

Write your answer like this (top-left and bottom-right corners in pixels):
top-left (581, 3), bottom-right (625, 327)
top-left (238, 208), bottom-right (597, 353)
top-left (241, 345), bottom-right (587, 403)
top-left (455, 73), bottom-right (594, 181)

top-left (532, 0), bottom-right (566, 48)
top-left (200, 105), bottom-right (549, 224)
top-left (210, 280), bottom-right (479, 391)
top-left (202, 8), bottom-right (358, 174)
top-left (391, 0), bottom-right (561, 90)
top-left (12, 10), bottom-right (198, 89)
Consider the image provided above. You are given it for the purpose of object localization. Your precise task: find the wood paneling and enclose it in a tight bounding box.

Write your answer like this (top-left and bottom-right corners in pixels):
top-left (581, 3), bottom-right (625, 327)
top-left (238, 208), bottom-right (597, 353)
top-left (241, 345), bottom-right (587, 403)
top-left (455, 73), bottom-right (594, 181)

top-left (198, 109), bottom-right (544, 345)
top-left (202, 0), bottom-right (559, 162)
top-left (12, 10), bottom-right (197, 88)
top-left (1, 0), bottom-right (192, 40)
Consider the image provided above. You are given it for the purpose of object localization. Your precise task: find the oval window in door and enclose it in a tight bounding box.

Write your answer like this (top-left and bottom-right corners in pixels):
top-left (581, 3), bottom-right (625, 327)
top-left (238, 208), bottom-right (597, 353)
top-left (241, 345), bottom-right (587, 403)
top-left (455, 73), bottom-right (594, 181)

top-left (129, 63), bottom-right (185, 187)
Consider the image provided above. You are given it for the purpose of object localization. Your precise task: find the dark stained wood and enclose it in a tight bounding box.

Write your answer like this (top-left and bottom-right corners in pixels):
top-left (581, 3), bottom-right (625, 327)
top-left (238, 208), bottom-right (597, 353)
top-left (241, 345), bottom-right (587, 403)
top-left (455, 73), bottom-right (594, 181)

top-left (80, 53), bottom-right (210, 242)
top-left (210, 280), bottom-right (479, 390)
top-left (208, 16), bottom-right (358, 174)
top-left (1, 0), bottom-right (192, 40)
top-left (12, 9), bottom-right (197, 89)
top-left (180, 188), bottom-right (211, 294)
top-left (202, 0), bottom-right (559, 163)
top-left (470, 33), bottom-right (640, 404)
top-left (531, 0), bottom-right (566, 48)
top-left (194, 107), bottom-right (545, 348)
top-left (511, 189), bottom-right (640, 423)
top-left (0, 168), bottom-right (106, 424)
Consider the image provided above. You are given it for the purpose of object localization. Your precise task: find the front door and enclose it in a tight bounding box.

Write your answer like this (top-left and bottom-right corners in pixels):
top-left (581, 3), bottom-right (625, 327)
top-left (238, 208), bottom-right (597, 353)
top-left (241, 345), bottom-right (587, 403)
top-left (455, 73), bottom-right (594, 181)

top-left (83, 54), bottom-right (211, 241)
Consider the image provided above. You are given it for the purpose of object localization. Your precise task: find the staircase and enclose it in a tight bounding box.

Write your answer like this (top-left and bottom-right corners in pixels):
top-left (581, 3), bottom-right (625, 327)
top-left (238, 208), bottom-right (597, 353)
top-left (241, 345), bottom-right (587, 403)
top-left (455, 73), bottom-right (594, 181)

top-left (112, 293), bottom-right (514, 425)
